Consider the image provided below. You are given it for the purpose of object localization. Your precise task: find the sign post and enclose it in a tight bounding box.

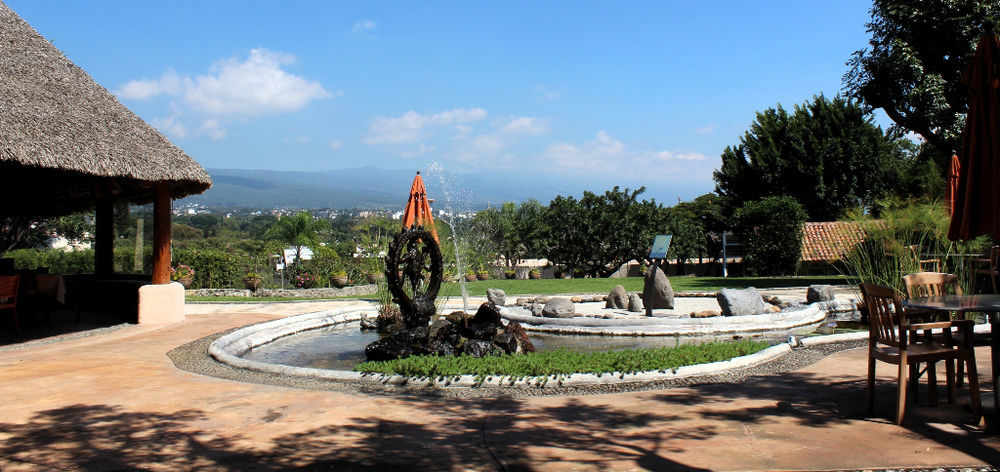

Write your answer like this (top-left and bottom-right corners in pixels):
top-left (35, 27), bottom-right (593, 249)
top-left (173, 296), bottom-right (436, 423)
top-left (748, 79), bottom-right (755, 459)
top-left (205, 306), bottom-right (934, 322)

top-left (645, 235), bottom-right (672, 316)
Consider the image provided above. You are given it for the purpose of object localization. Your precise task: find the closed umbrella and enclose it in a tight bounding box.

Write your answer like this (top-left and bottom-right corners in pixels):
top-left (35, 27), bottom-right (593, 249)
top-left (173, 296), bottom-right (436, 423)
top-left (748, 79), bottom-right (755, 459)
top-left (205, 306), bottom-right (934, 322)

top-left (949, 30), bottom-right (1000, 241)
top-left (946, 154), bottom-right (960, 216)
top-left (401, 171), bottom-right (439, 242)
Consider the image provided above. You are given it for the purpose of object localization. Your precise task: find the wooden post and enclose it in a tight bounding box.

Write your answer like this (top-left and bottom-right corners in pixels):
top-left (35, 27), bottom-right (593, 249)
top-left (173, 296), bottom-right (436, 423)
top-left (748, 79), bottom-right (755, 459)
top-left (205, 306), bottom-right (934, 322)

top-left (133, 218), bottom-right (144, 272)
top-left (94, 198), bottom-right (114, 277)
top-left (151, 183), bottom-right (172, 285)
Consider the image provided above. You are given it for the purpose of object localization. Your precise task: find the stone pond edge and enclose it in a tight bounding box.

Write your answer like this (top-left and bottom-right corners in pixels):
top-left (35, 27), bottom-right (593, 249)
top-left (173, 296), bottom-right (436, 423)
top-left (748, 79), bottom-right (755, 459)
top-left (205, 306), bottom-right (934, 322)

top-left (208, 306), bottom-right (875, 389)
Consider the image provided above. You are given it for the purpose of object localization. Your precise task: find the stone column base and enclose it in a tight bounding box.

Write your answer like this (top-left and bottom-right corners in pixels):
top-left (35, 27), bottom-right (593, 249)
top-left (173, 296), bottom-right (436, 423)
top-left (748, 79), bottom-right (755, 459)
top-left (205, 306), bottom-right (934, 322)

top-left (138, 282), bottom-right (185, 324)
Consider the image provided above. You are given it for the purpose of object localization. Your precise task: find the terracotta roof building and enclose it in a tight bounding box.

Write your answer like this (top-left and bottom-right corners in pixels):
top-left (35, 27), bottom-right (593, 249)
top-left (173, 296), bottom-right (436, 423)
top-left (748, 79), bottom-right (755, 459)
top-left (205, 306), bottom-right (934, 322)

top-left (799, 221), bottom-right (870, 274)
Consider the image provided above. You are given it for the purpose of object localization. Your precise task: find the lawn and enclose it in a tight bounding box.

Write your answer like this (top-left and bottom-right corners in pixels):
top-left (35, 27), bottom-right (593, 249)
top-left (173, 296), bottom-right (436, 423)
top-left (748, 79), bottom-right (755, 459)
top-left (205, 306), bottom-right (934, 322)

top-left (186, 275), bottom-right (848, 302)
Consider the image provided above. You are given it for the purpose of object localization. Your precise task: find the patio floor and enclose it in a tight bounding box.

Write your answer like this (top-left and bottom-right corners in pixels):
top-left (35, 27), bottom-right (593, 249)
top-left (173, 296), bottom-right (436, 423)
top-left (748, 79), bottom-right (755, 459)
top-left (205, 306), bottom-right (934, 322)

top-left (1, 299), bottom-right (999, 471)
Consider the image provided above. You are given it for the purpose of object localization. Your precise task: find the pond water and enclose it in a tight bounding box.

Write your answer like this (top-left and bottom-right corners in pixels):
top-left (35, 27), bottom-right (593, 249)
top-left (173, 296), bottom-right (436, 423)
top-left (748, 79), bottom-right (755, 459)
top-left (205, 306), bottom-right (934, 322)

top-left (241, 320), bottom-right (841, 371)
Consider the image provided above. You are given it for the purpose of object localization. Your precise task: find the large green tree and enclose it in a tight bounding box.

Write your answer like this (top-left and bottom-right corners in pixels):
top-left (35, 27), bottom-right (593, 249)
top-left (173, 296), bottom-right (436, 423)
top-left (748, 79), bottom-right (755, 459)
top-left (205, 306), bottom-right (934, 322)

top-left (713, 95), bottom-right (904, 221)
top-left (844, 0), bottom-right (999, 155)
top-left (540, 187), bottom-right (666, 277)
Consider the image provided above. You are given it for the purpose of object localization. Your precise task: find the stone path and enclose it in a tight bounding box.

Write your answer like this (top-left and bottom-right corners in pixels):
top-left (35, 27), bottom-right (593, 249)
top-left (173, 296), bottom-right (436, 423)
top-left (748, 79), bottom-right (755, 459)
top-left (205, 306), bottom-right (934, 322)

top-left (1, 293), bottom-right (998, 471)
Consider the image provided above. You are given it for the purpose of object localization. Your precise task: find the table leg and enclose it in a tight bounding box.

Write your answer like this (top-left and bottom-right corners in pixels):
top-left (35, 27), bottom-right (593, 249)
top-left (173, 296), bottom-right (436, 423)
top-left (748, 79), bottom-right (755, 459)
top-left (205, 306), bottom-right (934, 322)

top-left (993, 312), bottom-right (999, 418)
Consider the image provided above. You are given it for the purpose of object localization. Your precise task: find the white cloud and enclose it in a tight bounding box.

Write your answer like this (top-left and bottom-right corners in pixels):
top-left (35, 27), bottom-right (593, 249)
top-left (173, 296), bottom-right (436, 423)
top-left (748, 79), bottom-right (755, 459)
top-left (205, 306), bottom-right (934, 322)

top-left (328, 139), bottom-right (343, 149)
top-left (695, 124), bottom-right (715, 135)
top-left (352, 19), bottom-right (377, 35)
top-left (115, 48), bottom-right (333, 138)
top-left (400, 143), bottom-right (435, 159)
top-left (198, 120), bottom-right (227, 140)
top-left (499, 116), bottom-right (549, 135)
top-left (542, 131), bottom-right (708, 177)
top-left (365, 108), bottom-right (488, 144)
top-left (151, 114), bottom-right (187, 139)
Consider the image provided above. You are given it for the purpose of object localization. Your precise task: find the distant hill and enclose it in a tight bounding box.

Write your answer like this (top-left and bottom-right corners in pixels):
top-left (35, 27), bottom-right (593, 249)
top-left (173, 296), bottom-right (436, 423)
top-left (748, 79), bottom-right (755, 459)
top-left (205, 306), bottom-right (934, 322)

top-left (179, 167), bottom-right (574, 210)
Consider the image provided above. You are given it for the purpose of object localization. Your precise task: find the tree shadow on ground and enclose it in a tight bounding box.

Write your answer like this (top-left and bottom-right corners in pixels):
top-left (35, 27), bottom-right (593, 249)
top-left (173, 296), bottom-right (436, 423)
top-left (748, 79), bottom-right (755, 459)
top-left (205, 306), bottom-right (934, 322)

top-left (0, 396), bottom-right (710, 471)
top-left (646, 368), bottom-right (1000, 466)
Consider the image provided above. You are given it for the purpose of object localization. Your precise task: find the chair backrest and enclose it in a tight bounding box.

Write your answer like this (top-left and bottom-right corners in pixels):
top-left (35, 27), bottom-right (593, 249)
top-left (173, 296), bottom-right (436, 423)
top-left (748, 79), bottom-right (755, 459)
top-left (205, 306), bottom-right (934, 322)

top-left (990, 246), bottom-right (1000, 269)
top-left (860, 283), bottom-right (904, 348)
top-left (0, 275), bottom-right (19, 305)
top-left (902, 272), bottom-right (963, 298)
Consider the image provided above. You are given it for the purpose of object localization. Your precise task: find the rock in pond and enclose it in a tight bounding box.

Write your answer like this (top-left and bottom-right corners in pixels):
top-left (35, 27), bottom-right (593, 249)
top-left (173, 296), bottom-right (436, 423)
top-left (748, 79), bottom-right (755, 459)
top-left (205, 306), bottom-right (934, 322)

top-left (717, 287), bottom-right (769, 316)
top-left (606, 285), bottom-right (628, 309)
top-left (487, 288), bottom-right (507, 306)
top-left (542, 297), bottom-right (576, 318)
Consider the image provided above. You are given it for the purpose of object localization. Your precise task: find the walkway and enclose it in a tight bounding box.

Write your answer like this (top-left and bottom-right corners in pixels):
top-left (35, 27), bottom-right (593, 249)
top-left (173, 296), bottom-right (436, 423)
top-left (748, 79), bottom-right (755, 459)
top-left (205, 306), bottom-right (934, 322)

top-left (1, 297), bottom-right (998, 471)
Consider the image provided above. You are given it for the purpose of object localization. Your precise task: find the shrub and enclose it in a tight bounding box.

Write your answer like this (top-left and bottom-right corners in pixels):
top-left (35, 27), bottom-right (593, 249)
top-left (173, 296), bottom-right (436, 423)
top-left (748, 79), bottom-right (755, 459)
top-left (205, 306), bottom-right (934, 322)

top-left (2, 248), bottom-right (94, 273)
top-left (173, 248), bottom-right (243, 289)
top-left (733, 196), bottom-right (807, 276)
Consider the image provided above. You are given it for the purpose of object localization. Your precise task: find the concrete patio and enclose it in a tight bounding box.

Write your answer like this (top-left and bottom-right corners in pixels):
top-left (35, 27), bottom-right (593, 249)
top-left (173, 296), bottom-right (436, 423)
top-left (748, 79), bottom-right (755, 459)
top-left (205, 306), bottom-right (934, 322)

top-left (1, 298), bottom-right (999, 471)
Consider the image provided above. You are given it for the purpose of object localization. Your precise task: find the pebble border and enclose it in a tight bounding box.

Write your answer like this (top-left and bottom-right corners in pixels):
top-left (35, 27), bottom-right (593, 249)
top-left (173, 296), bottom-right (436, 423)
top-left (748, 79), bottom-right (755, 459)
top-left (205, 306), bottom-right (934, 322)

top-left (209, 305), bottom-right (872, 389)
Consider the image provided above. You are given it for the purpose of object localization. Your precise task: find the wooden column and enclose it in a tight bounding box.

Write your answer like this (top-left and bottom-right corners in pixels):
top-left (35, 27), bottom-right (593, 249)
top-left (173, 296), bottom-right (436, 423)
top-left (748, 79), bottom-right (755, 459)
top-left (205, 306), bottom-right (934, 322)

top-left (151, 183), bottom-right (172, 284)
top-left (94, 198), bottom-right (114, 277)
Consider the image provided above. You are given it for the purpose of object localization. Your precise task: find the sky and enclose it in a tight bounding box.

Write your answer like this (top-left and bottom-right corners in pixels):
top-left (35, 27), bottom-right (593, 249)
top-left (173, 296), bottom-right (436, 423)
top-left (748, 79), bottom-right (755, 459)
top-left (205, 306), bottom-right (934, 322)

top-left (7, 1), bottom-right (887, 203)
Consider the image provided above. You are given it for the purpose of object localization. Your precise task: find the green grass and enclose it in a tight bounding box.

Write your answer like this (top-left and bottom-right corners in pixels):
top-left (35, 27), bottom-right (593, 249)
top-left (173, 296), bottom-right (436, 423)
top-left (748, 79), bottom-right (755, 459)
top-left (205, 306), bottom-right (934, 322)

top-left (186, 275), bottom-right (848, 302)
top-left (353, 339), bottom-right (771, 382)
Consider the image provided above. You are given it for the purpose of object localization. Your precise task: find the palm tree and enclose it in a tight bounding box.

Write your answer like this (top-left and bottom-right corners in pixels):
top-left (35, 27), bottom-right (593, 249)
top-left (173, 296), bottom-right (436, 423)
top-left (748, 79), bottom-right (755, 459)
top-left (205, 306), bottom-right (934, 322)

top-left (265, 211), bottom-right (329, 266)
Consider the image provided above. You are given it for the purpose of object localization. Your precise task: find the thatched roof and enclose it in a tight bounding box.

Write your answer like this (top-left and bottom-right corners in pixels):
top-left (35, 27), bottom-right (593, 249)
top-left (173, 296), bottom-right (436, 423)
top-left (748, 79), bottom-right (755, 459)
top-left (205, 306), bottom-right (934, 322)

top-left (0, 1), bottom-right (211, 216)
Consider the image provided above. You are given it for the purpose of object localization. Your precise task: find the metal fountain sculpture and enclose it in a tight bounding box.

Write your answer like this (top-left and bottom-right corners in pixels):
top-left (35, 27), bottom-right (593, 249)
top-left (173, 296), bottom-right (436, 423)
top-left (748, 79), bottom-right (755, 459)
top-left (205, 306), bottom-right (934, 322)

top-left (384, 171), bottom-right (443, 330)
top-left (364, 171), bottom-right (534, 362)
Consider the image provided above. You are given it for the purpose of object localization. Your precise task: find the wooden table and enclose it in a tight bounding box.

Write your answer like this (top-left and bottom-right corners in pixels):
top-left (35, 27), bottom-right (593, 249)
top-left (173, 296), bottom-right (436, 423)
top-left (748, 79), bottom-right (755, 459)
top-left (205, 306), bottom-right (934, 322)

top-left (903, 294), bottom-right (1000, 417)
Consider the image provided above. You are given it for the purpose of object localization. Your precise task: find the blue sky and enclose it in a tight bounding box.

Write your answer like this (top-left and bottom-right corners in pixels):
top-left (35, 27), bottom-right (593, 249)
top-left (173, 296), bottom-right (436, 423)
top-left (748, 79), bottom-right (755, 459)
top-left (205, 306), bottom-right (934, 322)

top-left (8, 1), bottom-right (885, 203)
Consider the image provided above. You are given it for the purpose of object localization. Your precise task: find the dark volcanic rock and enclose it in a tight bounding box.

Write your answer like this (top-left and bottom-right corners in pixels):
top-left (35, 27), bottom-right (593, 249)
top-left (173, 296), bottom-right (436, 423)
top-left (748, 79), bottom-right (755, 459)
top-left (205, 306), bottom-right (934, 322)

top-left (426, 339), bottom-right (457, 357)
top-left (493, 332), bottom-right (518, 354)
top-left (364, 335), bottom-right (413, 362)
top-left (504, 320), bottom-right (536, 353)
top-left (463, 339), bottom-right (503, 358)
top-left (471, 302), bottom-right (502, 327)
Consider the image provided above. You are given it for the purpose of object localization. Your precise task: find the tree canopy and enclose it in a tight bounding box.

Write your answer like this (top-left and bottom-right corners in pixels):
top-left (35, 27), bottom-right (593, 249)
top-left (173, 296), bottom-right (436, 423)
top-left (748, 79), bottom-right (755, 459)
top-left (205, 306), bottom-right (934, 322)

top-left (843, 0), bottom-right (1000, 155)
top-left (713, 95), bottom-right (905, 221)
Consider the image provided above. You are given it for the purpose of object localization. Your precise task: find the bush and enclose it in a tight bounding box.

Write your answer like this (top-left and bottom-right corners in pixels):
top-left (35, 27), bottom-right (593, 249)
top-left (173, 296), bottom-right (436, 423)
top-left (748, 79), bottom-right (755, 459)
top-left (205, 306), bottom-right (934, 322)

top-left (172, 248), bottom-right (243, 289)
top-left (733, 196), bottom-right (807, 276)
top-left (2, 248), bottom-right (94, 273)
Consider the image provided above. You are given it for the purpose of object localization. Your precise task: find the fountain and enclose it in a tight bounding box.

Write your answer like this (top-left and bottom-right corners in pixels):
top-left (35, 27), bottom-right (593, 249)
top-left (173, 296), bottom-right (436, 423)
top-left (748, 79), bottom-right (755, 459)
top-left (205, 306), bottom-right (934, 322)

top-left (362, 172), bottom-right (534, 361)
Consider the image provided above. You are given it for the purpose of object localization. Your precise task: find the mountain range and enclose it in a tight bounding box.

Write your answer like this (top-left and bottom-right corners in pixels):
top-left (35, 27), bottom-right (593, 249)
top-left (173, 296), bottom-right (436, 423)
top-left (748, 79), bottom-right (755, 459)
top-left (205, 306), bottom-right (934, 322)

top-left (179, 167), bottom-right (577, 210)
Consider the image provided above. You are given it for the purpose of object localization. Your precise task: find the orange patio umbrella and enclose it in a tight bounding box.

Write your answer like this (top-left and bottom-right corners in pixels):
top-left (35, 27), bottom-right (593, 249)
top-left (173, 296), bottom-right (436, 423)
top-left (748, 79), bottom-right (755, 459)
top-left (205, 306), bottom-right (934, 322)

top-left (946, 154), bottom-right (960, 216)
top-left (401, 171), bottom-right (439, 242)
top-left (948, 30), bottom-right (1000, 241)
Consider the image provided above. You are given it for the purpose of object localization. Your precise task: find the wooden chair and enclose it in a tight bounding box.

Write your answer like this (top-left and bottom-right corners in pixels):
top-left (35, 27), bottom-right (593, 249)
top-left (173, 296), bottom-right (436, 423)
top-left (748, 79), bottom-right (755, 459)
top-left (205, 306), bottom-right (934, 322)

top-left (0, 275), bottom-right (20, 336)
top-left (859, 283), bottom-right (981, 425)
top-left (902, 272), bottom-right (973, 389)
top-left (975, 245), bottom-right (1000, 293)
top-left (908, 245), bottom-right (941, 273)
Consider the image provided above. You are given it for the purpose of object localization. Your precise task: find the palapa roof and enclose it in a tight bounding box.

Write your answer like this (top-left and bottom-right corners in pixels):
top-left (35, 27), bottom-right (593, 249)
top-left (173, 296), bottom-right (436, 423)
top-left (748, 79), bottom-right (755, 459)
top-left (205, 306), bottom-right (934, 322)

top-left (799, 221), bottom-right (869, 263)
top-left (0, 2), bottom-right (211, 216)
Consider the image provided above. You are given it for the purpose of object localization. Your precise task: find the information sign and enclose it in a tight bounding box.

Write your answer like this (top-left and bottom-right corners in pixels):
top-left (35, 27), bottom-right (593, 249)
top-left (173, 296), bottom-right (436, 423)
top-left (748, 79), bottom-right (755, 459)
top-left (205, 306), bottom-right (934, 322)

top-left (649, 234), bottom-right (672, 259)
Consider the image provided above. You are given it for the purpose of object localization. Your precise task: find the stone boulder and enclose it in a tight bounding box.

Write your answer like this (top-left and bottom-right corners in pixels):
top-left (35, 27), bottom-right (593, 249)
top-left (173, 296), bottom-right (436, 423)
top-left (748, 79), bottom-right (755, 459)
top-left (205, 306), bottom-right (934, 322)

top-left (627, 293), bottom-right (644, 312)
top-left (542, 297), bottom-right (576, 318)
top-left (642, 267), bottom-right (674, 309)
top-left (717, 287), bottom-right (769, 316)
top-left (504, 320), bottom-right (536, 353)
top-left (487, 288), bottom-right (507, 306)
top-left (463, 339), bottom-right (503, 358)
top-left (807, 285), bottom-right (835, 303)
top-left (606, 285), bottom-right (628, 309)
